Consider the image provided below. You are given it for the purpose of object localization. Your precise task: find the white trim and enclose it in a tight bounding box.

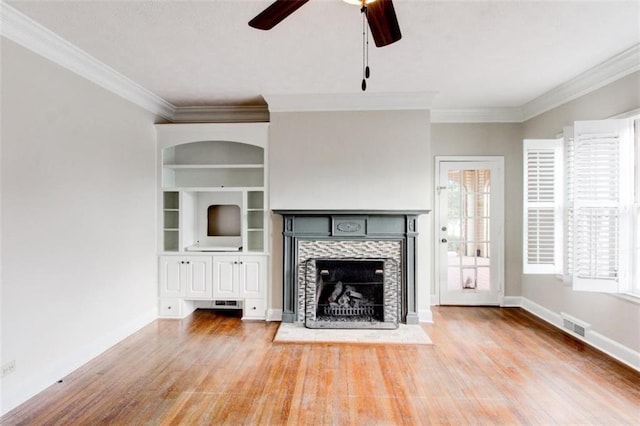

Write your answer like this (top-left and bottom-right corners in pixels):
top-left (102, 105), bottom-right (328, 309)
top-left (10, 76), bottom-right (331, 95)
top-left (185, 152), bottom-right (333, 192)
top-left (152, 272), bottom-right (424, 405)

top-left (0, 2), bottom-right (175, 120)
top-left (1, 2), bottom-right (636, 124)
top-left (155, 122), bottom-right (270, 150)
top-left (266, 308), bottom-right (282, 322)
top-left (434, 156), bottom-right (505, 306)
top-left (521, 298), bottom-right (640, 372)
top-left (0, 308), bottom-right (158, 416)
top-left (522, 44), bottom-right (640, 121)
top-left (611, 108), bottom-right (640, 120)
top-left (264, 92), bottom-right (437, 112)
top-left (521, 297), bottom-right (562, 327)
top-left (615, 293), bottom-right (640, 305)
top-left (588, 330), bottom-right (640, 371)
top-left (431, 108), bottom-right (523, 123)
top-left (173, 106), bottom-right (270, 123)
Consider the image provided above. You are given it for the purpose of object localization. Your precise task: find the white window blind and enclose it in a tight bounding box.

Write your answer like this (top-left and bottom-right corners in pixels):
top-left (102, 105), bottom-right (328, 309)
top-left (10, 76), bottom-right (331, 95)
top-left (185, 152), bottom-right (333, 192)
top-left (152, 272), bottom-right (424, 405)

top-left (523, 139), bottom-right (562, 274)
top-left (571, 120), bottom-right (633, 292)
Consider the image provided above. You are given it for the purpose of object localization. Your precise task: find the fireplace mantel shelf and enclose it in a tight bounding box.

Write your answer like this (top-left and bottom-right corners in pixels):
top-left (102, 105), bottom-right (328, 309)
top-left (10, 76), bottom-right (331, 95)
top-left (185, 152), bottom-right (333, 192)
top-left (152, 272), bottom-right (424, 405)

top-left (273, 209), bottom-right (430, 216)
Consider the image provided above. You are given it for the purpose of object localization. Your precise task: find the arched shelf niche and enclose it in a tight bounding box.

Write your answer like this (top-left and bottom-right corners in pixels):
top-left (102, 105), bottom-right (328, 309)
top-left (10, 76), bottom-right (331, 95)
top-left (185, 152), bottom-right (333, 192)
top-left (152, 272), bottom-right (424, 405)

top-left (156, 123), bottom-right (268, 253)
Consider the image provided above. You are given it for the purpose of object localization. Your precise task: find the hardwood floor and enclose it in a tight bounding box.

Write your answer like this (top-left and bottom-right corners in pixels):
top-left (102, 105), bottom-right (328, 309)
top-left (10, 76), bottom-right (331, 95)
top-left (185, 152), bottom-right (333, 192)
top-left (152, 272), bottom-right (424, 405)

top-left (3, 307), bottom-right (639, 425)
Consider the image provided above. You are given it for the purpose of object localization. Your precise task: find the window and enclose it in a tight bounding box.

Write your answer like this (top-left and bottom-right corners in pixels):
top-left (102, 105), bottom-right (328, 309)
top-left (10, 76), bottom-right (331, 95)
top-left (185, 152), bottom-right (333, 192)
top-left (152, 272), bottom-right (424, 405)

top-left (524, 117), bottom-right (639, 297)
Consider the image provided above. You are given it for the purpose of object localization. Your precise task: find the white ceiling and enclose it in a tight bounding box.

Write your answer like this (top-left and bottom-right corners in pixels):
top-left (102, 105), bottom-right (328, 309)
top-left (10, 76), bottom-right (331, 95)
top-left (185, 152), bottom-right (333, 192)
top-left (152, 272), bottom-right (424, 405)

top-left (4, 0), bottom-right (640, 114)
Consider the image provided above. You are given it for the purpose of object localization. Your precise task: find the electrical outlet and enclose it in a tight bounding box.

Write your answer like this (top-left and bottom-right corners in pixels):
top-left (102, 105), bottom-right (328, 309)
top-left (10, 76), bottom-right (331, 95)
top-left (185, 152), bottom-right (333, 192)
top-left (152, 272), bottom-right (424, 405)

top-left (1, 360), bottom-right (16, 378)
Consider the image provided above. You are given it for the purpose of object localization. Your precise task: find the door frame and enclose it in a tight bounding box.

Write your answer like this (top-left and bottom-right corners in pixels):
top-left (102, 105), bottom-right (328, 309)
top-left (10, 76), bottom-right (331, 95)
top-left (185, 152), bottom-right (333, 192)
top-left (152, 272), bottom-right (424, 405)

top-left (434, 156), bottom-right (505, 306)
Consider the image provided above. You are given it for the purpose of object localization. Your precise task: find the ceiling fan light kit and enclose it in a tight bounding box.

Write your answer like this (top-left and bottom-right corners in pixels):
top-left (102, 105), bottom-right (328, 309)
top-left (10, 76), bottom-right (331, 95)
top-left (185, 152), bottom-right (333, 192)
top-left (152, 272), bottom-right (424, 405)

top-left (248, 0), bottom-right (401, 92)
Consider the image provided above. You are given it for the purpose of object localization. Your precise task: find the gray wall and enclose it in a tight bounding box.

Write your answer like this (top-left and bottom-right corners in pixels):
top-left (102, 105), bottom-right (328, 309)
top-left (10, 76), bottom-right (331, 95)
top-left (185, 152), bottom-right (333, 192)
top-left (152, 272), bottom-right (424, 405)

top-left (268, 110), bottom-right (434, 319)
top-left (521, 71), bottom-right (640, 353)
top-left (1, 38), bottom-right (158, 414)
top-left (430, 123), bottom-right (523, 298)
top-left (269, 110), bottom-right (431, 210)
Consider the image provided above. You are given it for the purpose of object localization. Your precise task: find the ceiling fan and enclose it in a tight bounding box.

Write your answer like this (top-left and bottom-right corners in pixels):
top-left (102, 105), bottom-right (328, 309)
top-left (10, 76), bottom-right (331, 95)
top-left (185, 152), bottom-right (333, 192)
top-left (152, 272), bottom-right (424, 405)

top-left (248, 0), bottom-right (402, 48)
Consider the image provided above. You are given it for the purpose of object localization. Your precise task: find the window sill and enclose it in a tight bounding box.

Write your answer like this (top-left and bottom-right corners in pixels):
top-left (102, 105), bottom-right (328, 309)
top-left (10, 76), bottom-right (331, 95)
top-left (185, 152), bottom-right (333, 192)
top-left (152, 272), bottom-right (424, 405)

top-left (613, 292), bottom-right (640, 305)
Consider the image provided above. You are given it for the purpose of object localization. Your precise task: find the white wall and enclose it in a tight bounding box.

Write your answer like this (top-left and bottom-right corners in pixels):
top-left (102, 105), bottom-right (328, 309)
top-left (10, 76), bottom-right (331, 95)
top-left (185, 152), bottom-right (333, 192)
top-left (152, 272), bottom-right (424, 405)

top-left (1, 38), bottom-right (158, 414)
top-left (268, 110), bottom-right (433, 320)
top-left (522, 71), bottom-right (640, 357)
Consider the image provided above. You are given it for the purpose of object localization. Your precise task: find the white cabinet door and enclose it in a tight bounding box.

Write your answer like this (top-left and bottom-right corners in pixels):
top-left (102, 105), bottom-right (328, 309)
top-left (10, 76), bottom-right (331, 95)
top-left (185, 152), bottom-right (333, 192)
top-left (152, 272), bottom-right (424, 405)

top-left (184, 257), bottom-right (213, 299)
top-left (238, 256), bottom-right (266, 299)
top-left (159, 257), bottom-right (185, 298)
top-left (160, 256), bottom-right (212, 299)
top-left (213, 257), bottom-right (240, 298)
top-left (212, 255), bottom-right (266, 299)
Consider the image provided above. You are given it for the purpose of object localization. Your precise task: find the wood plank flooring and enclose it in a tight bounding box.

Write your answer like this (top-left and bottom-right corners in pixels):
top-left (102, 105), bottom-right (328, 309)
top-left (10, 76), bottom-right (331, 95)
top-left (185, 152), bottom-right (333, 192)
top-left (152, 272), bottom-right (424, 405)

top-left (2, 307), bottom-right (639, 425)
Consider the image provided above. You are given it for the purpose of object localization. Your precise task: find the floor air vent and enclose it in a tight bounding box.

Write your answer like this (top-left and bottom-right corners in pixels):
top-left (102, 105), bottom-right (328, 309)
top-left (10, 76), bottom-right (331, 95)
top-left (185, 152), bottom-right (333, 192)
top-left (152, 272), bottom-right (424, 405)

top-left (561, 313), bottom-right (589, 338)
top-left (214, 300), bottom-right (240, 309)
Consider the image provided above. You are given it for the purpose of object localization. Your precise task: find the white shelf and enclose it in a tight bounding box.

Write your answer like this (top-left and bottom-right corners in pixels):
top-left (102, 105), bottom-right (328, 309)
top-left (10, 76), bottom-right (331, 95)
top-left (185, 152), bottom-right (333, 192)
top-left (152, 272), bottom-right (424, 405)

top-left (163, 186), bottom-right (265, 192)
top-left (163, 208), bottom-right (179, 212)
top-left (163, 164), bottom-right (263, 169)
top-left (164, 228), bottom-right (179, 231)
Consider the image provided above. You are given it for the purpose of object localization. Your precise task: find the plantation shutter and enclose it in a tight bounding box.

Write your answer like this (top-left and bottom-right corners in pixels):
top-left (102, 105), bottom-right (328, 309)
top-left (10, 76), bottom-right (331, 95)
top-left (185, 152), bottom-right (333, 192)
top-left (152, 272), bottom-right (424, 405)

top-left (523, 139), bottom-right (562, 274)
top-left (571, 120), bottom-right (632, 292)
top-left (564, 127), bottom-right (575, 278)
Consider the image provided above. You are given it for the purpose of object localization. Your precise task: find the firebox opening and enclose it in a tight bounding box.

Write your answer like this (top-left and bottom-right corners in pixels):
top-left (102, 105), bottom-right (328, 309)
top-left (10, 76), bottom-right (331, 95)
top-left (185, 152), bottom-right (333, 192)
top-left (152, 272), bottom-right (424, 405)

top-left (311, 259), bottom-right (385, 327)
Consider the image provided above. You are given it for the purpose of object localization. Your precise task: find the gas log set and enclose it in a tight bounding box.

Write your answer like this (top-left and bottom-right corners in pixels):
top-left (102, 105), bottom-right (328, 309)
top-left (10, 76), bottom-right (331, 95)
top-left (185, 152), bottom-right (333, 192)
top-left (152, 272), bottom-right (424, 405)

top-left (308, 259), bottom-right (387, 327)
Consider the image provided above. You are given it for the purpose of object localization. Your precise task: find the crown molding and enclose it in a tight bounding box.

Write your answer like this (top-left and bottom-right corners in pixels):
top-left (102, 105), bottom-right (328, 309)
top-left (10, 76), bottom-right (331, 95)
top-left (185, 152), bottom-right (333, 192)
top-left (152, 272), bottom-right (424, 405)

top-left (522, 43), bottom-right (640, 121)
top-left (2, 1), bottom-right (637, 124)
top-left (0, 2), bottom-right (175, 120)
top-left (430, 108), bottom-right (523, 123)
top-left (172, 105), bottom-right (270, 123)
top-left (264, 92), bottom-right (438, 113)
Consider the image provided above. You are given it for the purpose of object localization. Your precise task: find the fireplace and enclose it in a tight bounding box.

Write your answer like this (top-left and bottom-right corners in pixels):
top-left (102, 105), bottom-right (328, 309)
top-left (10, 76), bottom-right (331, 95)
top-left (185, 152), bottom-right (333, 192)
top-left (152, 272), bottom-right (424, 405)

top-left (275, 210), bottom-right (428, 328)
top-left (305, 258), bottom-right (398, 329)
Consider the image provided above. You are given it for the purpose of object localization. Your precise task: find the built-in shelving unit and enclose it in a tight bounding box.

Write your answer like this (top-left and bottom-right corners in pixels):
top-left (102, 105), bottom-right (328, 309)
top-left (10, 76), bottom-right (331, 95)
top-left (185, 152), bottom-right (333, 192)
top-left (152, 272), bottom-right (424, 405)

top-left (155, 123), bottom-right (269, 320)
top-left (158, 138), bottom-right (268, 253)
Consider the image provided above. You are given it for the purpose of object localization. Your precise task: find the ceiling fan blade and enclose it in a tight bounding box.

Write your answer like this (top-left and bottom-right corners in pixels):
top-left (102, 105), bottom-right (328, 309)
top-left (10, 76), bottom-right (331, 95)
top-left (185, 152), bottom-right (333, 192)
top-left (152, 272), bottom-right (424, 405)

top-left (366, 0), bottom-right (402, 47)
top-left (248, 0), bottom-right (310, 30)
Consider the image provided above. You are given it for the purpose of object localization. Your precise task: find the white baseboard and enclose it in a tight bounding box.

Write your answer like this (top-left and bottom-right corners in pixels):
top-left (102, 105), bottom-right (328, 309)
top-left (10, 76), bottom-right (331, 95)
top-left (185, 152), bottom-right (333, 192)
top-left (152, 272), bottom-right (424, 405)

top-left (588, 331), bottom-right (640, 371)
top-left (267, 309), bottom-right (282, 322)
top-left (520, 297), bottom-right (564, 328)
top-left (520, 298), bottom-right (640, 372)
top-left (1, 308), bottom-right (157, 416)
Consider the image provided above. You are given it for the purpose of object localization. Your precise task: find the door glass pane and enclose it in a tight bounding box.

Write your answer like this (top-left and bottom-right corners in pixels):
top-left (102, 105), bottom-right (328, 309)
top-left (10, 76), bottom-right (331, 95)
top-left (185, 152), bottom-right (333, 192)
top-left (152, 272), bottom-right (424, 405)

top-left (446, 168), bottom-right (492, 292)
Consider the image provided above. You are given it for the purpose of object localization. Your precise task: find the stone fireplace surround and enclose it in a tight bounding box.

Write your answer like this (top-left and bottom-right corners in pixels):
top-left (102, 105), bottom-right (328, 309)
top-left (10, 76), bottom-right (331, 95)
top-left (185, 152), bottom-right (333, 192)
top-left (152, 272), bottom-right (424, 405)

top-left (274, 210), bottom-right (429, 326)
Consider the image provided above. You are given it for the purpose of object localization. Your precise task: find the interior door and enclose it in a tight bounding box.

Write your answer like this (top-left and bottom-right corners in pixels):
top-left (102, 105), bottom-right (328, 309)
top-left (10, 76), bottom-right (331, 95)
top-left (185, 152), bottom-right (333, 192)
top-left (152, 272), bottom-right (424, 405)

top-left (437, 158), bottom-right (504, 305)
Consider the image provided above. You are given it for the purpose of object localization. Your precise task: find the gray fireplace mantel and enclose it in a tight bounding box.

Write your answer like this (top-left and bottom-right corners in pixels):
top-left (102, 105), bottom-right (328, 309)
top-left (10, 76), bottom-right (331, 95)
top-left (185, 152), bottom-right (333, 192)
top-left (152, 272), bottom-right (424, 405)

top-left (273, 209), bottom-right (430, 325)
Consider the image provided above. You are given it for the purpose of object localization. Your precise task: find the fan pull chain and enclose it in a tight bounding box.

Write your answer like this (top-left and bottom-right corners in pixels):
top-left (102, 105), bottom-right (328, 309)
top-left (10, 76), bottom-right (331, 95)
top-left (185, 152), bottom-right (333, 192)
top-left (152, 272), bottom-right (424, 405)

top-left (361, 3), bottom-right (370, 91)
